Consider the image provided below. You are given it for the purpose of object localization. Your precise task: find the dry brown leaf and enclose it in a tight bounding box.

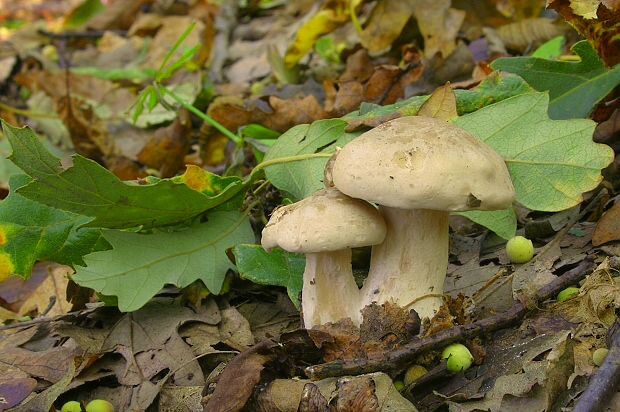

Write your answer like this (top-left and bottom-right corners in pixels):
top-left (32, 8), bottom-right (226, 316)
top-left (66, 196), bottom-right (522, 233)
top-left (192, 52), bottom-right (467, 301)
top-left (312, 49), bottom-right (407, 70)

top-left (86, 0), bottom-right (154, 30)
top-left (592, 198), bottom-right (620, 245)
top-left (417, 82), bottom-right (458, 121)
top-left (137, 109), bottom-right (192, 177)
top-left (203, 339), bottom-right (277, 412)
top-left (411, 0), bottom-right (466, 58)
top-left (360, 0), bottom-right (416, 54)
top-left (0, 346), bottom-right (79, 383)
top-left (496, 17), bottom-right (570, 51)
top-left (547, 0), bottom-right (620, 66)
top-left (55, 95), bottom-right (119, 165)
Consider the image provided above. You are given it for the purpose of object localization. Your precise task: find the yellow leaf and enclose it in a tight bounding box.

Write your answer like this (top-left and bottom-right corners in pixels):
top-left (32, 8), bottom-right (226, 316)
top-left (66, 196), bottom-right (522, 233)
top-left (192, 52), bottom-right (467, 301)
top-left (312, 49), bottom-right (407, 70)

top-left (417, 82), bottom-right (458, 121)
top-left (284, 0), bottom-right (350, 68)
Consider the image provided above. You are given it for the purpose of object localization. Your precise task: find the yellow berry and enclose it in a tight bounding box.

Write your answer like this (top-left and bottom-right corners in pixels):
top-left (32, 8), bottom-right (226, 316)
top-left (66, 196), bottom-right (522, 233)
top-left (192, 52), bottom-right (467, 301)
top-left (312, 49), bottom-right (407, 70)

top-left (61, 401), bottom-right (82, 412)
top-left (506, 236), bottom-right (534, 263)
top-left (442, 343), bottom-right (473, 373)
top-left (393, 380), bottom-right (405, 391)
top-left (557, 287), bottom-right (580, 302)
top-left (593, 348), bottom-right (609, 366)
top-left (85, 399), bottom-right (114, 412)
top-left (403, 364), bottom-right (427, 386)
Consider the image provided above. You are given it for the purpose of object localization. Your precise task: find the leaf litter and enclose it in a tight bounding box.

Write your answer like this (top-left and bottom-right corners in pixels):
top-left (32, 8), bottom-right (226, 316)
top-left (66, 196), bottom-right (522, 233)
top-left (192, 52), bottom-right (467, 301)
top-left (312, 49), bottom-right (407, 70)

top-left (0, 0), bottom-right (618, 411)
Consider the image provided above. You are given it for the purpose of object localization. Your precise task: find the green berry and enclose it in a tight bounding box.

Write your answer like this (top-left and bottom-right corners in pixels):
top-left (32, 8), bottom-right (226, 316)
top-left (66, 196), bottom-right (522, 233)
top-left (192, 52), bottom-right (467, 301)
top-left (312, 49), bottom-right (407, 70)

top-left (85, 399), bottom-right (114, 412)
top-left (557, 287), bottom-right (580, 302)
top-left (61, 401), bottom-right (82, 412)
top-left (403, 364), bottom-right (427, 386)
top-left (593, 348), bottom-right (609, 366)
top-left (442, 343), bottom-right (474, 373)
top-left (506, 236), bottom-right (534, 263)
top-left (393, 380), bottom-right (405, 391)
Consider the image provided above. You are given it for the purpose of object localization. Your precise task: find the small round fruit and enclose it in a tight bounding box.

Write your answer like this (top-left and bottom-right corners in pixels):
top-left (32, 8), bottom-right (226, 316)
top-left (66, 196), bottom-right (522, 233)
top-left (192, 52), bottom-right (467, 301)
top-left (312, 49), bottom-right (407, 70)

top-left (85, 399), bottom-right (114, 412)
top-left (506, 236), bottom-right (534, 263)
top-left (61, 401), bottom-right (82, 412)
top-left (593, 348), bottom-right (609, 366)
top-left (403, 364), bottom-right (427, 386)
top-left (442, 343), bottom-right (474, 373)
top-left (557, 287), bottom-right (580, 302)
top-left (393, 380), bottom-right (405, 391)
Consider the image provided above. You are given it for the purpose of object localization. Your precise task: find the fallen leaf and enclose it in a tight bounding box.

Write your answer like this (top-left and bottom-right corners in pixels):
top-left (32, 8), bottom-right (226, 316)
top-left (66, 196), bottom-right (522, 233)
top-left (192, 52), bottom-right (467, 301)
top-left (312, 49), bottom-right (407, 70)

top-left (496, 18), bottom-right (570, 52)
top-left (592, 198), bottom-right (620, 245)
top-left (284, 0), bottom-right (350, 68)
top-left (411, 0), bottom-right (466, 58)
top-left (547, 0), bottom-right (620, 66)
top-left (360, 0), bottom-right (416, 54)
top-left (0, 370), bottom-right (37, 410)
top-left (86, 0), bottom-right (153, 30)
top-left (203, 339), bottom-right (277, 412)
top-left (137, 109), bottom-right (192, 177)
top-left (417, 82), bottom-right (458, 121)
top-left (55, 95), bottom-right (119, 166)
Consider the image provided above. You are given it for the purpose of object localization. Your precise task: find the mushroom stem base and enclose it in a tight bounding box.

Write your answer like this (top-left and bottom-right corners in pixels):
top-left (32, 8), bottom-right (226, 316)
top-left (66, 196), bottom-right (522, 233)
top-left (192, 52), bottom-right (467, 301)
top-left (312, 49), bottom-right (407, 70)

top-left (360, 208), bottom-right (449, 320)
top-left (303, 250), bottom-right (362, 328)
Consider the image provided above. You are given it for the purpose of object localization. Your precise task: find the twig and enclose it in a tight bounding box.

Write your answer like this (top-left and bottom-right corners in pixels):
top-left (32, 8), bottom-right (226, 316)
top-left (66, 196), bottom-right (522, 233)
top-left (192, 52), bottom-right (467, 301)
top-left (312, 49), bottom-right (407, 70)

top-left (572, 320), bottom-right (620, 412)
top-left (305, 257), bottom-right (596, 380)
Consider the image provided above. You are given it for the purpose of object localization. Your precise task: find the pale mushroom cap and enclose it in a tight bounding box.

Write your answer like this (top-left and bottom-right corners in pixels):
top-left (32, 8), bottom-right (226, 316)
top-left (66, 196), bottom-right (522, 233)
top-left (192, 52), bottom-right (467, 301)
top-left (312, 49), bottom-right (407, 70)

top-left (261, 188), bottom-right (387, 253)
top-left (331, 116), bottom-right (515, 211)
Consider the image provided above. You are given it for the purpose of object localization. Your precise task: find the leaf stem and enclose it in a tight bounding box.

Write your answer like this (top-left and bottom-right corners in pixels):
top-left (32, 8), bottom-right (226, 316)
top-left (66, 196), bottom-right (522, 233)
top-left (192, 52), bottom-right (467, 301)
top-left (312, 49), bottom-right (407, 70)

top-left (253, 153), bottom-right (333, 171)
top-left (161, 87), bottom-right (244, 146)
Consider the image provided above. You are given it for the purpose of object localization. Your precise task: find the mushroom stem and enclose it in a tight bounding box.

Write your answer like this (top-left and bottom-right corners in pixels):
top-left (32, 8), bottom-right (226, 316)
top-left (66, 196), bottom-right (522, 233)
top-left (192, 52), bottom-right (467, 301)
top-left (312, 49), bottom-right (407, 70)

top-left (303, 250), bottom-right (362, 328)
top-left (359, 208), bottom-right (449, 320)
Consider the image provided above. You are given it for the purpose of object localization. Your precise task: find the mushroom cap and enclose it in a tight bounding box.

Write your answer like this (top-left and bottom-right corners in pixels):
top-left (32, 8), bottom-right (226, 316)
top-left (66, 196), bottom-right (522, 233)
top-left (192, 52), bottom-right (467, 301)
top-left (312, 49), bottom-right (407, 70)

top-left (261, 188), bottom-right (387, 253)
top-left (330, 116), bottom-right (515, 211)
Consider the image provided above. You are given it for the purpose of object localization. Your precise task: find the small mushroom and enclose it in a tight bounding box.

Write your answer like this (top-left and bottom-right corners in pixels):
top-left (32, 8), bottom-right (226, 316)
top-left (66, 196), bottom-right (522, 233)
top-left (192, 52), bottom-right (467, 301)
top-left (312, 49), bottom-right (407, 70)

top-left (261, 188), bottom-right (386, 328)
top-left (329, 116), bottom-right (515, 320)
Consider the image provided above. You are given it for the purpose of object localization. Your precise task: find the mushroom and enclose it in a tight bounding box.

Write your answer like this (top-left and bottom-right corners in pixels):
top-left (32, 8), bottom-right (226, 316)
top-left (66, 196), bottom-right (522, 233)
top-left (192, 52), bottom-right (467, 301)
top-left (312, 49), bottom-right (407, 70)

top-left (328, 116), bottom-right (515, 320)
top-left (261, 187), bottom-right (387, 328)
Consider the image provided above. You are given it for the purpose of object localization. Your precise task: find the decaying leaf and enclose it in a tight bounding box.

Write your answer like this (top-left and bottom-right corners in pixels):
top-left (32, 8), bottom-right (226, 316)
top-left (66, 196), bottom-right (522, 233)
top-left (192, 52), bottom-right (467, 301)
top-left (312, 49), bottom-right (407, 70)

top-left (284, 0), bottom-right (351, 68)
top-left (137, 108), bottom-right (192, 178)
top-left (360, 0), bottom-right (416, 54)
top-left (55, 95), bottom-right (119, 166)
top-left (547, 0), bottom-right (620, 66)
top-left (592, 198), bottom-right (620, 245)
top-left (496, 17), bottom-right (570, 51)
top-left (410, 0), bottom-right (466, 59)
top-left (417, 82), bottom-right (458, 121)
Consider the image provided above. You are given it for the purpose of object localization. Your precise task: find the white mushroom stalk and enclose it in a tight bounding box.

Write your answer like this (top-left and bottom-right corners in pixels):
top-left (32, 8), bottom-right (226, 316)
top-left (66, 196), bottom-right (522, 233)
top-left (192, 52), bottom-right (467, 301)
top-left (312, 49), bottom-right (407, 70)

top-left (329, 116), bottom-right (515, 320)
top-left (361, 208), bottom-right (449, 318)
top-left (261, 188), bottom-right (386, 328)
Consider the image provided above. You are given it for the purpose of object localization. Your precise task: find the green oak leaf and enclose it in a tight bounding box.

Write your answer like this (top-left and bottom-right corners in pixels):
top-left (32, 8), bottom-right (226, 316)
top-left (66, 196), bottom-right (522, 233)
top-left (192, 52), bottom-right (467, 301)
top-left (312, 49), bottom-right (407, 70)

top-left (491, 40), bottom-right (620, 120)
top-left (344, 71), bottom-right (534, 128)
top-left (455, 92), bottom-right (614, 237)
top-left (1, 121), bottom-right (249, 229)
top-left (263, 119), bottom-right (363, 201)
top-left (0, 174), bottom-right (109, 280)
top-left (232, 244), bottom-right (304, 309)
top-left (73, 210), bottom-right (254, 312)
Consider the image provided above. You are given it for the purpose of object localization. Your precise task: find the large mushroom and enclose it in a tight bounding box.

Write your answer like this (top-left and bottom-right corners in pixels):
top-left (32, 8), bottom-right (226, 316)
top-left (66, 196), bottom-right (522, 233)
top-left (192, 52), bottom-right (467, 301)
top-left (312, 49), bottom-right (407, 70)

top-left (261, 187), bottom-right (386, 328)
top-left (328, 116), bottom-right (515, 320)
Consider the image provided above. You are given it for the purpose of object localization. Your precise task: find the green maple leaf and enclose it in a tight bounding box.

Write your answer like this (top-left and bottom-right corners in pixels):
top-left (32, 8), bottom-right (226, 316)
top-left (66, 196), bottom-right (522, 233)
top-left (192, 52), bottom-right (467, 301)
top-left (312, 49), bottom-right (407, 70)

top-left (491, 40), bottom-right (620, 120)
top-left (1, 121), bottom-right (248, 229)
top-left (73, 211), bottom-right (254, 311)
top-left (0, 174), bottom-right (108, 280)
